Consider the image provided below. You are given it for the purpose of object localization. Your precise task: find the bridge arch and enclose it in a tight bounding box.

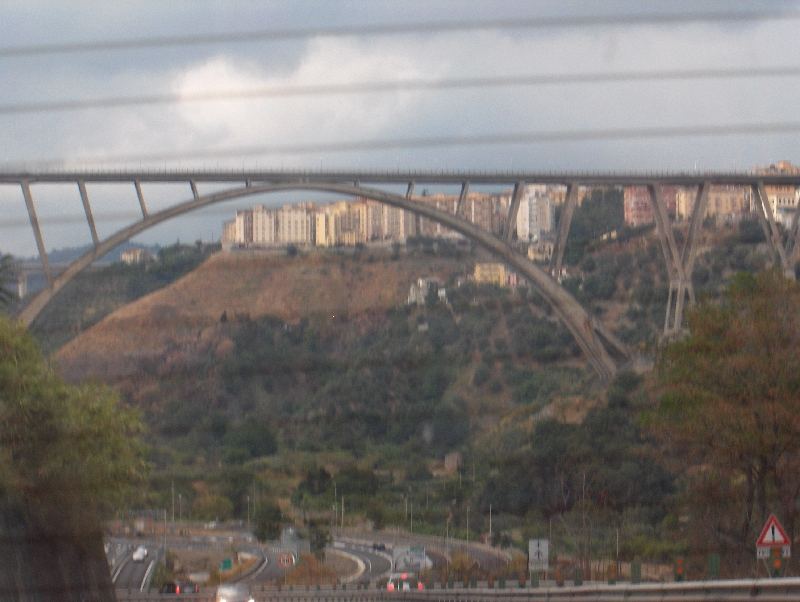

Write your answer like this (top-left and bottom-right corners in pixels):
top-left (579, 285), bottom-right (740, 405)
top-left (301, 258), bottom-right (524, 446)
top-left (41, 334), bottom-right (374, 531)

top-left (18, 182), bottom-right (628, 379)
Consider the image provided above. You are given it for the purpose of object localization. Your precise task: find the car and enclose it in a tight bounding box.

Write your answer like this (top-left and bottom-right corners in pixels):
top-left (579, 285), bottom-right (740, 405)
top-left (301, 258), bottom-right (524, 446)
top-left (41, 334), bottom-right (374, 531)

top-left (131, 546), bottom-right (148, 562)
top-left (160, 580), bottom-right (200, 594)
top-left (215, 583), bottom-right (254, 602)
top-left (372, 542), bottom-right (386, 550)
top-left (387, 573), bottom-right (423, 592)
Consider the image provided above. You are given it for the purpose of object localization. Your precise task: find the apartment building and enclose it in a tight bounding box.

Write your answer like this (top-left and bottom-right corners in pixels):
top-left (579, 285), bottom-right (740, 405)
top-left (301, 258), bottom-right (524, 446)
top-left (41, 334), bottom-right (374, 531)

top-left (755, 162), bottom-right (800, 229)
top-left (623, 186), bottom-right (677, 227)
top-left (516, 185), bottom-right (556, 242)
top-left (474, 262), bottom-right (506, 286)
top-left (675, 186), bottom-right (749, 222)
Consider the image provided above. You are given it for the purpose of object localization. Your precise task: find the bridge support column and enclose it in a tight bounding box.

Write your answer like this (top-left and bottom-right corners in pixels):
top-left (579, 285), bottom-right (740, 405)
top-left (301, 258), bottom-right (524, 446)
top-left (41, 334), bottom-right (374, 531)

top-left (134, 181), bottom-right (148, 218)
top-left (549, 182), bottom-right (578, 280)
top-left (20, 181), bottom-right (52, 287)
top-left (504, 181), bottom-right (525, 242)
top-left (648, 183), bottom-right (693, 337)
top-left (454, 181), bottom-right (469, 217)
top-left (785, 197), bottom-right (800, 276)
top-left (752, 181), bottom-right (791, 277)
top-left (78, 180), bottom-right (99, 246)
top-left (752, 181), bottom-right (800, 279)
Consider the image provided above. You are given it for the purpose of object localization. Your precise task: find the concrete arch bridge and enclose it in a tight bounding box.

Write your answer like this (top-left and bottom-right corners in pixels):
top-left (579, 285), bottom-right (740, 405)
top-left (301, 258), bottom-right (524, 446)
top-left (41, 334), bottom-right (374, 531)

top-left (3, 169), bottom-right (799, 380)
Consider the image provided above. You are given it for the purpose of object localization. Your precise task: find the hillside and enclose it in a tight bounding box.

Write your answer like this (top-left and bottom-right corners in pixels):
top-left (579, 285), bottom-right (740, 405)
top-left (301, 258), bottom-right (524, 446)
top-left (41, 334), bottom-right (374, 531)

top-left (56, 247), bottom-right (471, 382)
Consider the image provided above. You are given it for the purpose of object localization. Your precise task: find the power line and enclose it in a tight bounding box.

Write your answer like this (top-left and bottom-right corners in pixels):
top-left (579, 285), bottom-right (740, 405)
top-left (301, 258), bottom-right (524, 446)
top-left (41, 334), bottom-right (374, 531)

top-left (2, 66), bottom-right (800, 116)
top-left (1, 10), bottom-right (797, 58)
top-left (11, 122), bottom-right (800, 169)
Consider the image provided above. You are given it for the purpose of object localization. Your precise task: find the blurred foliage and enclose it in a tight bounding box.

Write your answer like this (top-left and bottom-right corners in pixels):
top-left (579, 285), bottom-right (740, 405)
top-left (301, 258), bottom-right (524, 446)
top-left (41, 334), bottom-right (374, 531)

top-left (0, 314), bottom-right (145, 531)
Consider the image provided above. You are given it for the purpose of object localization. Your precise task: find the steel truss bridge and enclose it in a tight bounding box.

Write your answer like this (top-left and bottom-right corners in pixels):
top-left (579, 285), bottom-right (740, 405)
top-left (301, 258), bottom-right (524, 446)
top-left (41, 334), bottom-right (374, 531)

top-left (3, 169), bottom-right (800, 380)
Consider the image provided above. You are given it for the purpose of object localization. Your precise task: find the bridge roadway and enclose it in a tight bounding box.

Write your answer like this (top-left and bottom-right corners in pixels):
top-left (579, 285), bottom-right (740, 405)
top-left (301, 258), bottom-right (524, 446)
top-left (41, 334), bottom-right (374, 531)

top-left (5, 169), bottom-right (800, 380)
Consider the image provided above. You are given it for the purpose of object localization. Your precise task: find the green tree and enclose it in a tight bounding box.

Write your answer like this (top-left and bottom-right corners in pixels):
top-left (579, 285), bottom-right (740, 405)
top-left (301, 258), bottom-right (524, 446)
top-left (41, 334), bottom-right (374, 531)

top-left (193, 493), bottom-right (234, 521)
top-left (0, 314), bottom-right (144, 511)
top-left (306, 520), bottom-right (331, 561)
top-left (253, 500), bottom-right (283, 542)
top-left (0, 254), bottom-right (16, 307)
top-left (653, 271), bottom-right (800, 559)
top-left (0, 314), bottom-right (144, 599)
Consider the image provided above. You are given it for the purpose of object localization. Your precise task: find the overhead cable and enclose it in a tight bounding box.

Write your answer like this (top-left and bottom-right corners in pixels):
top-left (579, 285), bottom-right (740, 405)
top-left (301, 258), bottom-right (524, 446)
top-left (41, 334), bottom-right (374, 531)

top-left (1, 10), bottom-right (798, 58)
top-left (10, 122), bottom-right (800, 170)
top-left (2, 66), bottom-right (800, 116)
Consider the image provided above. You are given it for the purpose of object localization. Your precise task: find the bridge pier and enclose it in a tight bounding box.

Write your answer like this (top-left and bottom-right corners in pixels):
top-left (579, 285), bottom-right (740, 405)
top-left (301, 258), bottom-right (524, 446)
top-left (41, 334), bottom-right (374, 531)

top-left (20, 181), bottom-right (52, 287)
top-left (549, 182), bottom-right (578, 280)
top-left (647, 182), bottom-right (710, 337)
top-left (504, 181), bottom-right (525, 242)
top-left (752, 181), bottom-right (800, 279)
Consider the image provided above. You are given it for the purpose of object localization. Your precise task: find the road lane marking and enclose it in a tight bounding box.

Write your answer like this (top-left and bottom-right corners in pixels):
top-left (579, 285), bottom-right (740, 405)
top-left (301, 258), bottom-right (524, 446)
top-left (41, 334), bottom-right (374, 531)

top-left (140, 559), bottom-right (155, 592)
top-left (112, 556), bottom-right (130, 583)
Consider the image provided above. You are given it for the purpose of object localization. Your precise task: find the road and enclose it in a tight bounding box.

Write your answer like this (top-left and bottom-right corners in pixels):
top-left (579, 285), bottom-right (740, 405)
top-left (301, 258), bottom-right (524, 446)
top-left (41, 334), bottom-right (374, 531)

top-left (108, 529), bottom-right (507, 592)
top-left (108, 539), bottom-right (157, 592)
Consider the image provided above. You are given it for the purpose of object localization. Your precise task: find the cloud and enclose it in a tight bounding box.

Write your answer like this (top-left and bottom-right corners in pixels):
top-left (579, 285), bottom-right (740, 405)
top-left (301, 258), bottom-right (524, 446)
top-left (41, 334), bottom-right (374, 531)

top-left (174, 38), bottom-right (434, 148)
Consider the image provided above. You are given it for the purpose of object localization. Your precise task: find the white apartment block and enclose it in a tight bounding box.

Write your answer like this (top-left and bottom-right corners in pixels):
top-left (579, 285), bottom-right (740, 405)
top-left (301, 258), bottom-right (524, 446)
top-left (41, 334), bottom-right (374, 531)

top-left (516, 185), bottom-right (555, 242)
top-left (253, 205), bottom-right (279, 245)
top-left (278, 203), bottom-right (316, 246)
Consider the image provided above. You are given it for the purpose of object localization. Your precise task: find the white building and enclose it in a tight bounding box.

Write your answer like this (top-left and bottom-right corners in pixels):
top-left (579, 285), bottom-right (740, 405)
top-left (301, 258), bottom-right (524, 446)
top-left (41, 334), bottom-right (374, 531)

top-left (517, 185), bottom-right (555, 242)
top-left (253, 205), bottom-right (279, 245)
top-left (278, 203), bottom-right (316, 246)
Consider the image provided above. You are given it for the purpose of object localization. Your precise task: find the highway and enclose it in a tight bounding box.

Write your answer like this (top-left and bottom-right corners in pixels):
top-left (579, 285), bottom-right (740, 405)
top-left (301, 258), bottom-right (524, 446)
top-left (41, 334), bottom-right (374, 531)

top-left (108, 529), bottom-right (509, 593)
top-left (109, 539), bottom-right (158, 592)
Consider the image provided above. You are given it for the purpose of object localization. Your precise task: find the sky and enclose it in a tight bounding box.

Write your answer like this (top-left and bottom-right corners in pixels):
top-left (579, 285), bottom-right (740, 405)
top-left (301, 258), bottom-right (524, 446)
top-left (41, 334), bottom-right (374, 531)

top-left (1, 0), bottom-right (800, 257)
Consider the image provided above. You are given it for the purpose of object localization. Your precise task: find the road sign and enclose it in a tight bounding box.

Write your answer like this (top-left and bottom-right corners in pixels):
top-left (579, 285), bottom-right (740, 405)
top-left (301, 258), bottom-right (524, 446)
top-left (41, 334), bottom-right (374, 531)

top-left (219, 558), bottom-right (232, 571)
top-left (528, 539), bottom-right (549, 571)
top-left (279, 552), bottom-right (295, 568)
top-left (757, 514), bottom-right (791, 559)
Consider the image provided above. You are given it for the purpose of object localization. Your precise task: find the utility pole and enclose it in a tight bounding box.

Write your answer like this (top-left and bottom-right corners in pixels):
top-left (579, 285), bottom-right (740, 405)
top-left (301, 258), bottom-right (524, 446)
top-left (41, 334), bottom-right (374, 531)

top-left (410, 499), bottom-right (413, 533)
top-left (489, 505), bottom-right (492, 542)
top-left (247, 495), bottom-right (250, 527)
top-left (341, 496), bottom-right (344, 527)
top-left (171, 481), bottom-right (175, 525)
top-left (179, 494), bottom-right (182, 523)
top-left (466, 506), bottom-right (470, 541)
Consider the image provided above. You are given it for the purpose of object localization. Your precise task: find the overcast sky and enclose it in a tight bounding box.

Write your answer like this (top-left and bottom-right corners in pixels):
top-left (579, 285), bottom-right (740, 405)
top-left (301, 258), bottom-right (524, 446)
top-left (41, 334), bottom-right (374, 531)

top-left (2, 1), bottom-right (800, 256)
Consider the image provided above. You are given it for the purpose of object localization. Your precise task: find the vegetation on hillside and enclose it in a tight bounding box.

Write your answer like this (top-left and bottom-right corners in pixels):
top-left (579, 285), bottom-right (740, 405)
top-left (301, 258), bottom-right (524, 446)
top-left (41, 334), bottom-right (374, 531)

top-left (0, 253), bottom-right (16, 308)
top-left (29, 242), bottom-right (220, 354)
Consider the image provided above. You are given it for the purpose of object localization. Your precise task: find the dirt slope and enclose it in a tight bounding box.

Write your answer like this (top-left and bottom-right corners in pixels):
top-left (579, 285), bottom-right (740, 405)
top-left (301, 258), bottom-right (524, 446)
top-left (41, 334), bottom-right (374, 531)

top-left (55, 250), bottom-right (467, 382)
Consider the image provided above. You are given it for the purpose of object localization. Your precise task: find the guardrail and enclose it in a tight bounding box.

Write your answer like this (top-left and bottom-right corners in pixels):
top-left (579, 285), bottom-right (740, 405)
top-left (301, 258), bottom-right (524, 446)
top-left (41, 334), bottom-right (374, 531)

top-left (116, 577), bottom-right (800, 602)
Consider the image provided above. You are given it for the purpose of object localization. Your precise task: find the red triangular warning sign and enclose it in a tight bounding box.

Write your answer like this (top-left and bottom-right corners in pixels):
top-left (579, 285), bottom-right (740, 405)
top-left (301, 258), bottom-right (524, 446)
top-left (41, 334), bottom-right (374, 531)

top-left (757, 514), bottom-right (791, 547)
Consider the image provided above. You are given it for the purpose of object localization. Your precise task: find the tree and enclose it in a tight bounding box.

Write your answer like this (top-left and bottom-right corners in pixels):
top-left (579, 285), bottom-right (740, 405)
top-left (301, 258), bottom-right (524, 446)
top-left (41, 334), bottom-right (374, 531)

top-left (0, 314), bottom-right (144, 600)
top-left (253, 500), bottom-right (283, 542)
top-left (306, 520), bottom-right (331, 561)
top-left (193, 493), bottom-right (234, 521)
top-left (653, 270), bottom-right (800, 561)
top-left (0, 253), bottom-right (16, 307)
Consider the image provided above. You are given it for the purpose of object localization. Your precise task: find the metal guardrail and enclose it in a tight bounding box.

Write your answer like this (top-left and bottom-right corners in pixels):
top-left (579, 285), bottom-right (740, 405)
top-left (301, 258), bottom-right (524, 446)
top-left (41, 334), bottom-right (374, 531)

top-left (116, 577), bottom-right (800, 602)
